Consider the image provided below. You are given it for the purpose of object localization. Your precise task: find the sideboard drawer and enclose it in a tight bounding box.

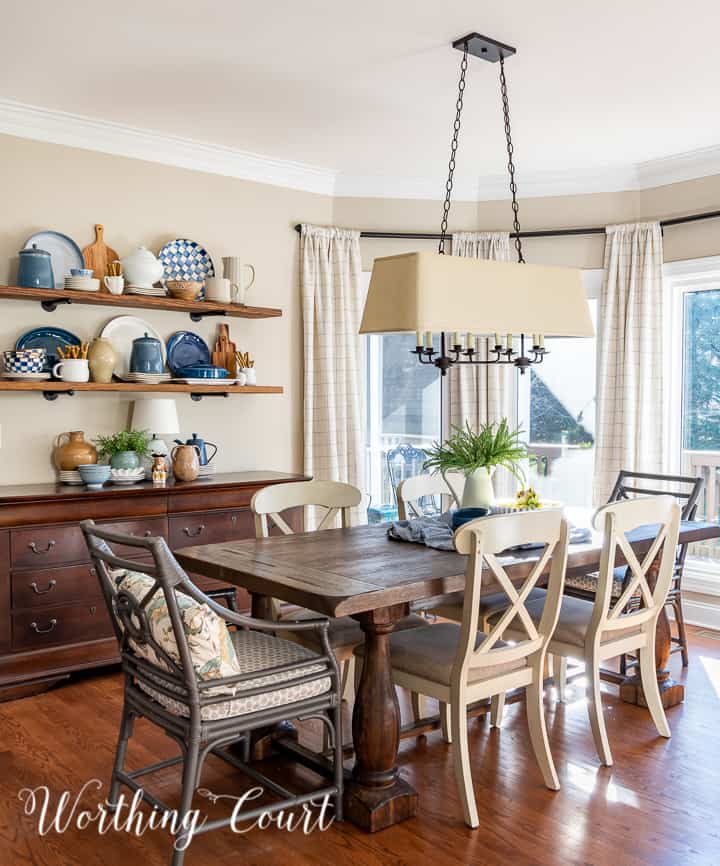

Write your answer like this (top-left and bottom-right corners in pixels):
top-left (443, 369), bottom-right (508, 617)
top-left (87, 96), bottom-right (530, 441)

top-left (11, 525), bottom-right (87, 570)
top-left (168, 509), bottom-right (254, 549)
top-left (11, 565), bottom-right (103, 610)
top-left (98, 517), bottom-right (168, 555)
top-left (12, 603), bottom-right (113, 651)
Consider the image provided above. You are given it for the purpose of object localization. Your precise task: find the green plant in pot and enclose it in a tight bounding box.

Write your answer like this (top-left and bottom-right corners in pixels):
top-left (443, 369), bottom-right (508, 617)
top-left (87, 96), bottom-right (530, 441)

top-left (95, 429), bottom-right (151, 470)
top-left (424, 419), bottom-right (528, 508)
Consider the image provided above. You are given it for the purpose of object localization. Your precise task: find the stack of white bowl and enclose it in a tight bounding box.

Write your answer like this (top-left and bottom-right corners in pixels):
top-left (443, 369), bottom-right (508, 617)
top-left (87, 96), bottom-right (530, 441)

top-left (65, 268), bottom-right (100, 292)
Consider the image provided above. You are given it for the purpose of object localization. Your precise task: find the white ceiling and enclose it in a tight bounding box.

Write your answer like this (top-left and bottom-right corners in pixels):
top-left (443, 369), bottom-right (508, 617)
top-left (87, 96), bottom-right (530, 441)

top-left (2, 0), bottom-right (720, 198)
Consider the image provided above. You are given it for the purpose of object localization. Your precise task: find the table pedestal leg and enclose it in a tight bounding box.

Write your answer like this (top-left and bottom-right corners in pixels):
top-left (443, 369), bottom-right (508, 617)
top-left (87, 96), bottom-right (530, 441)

top-left (248, 592), bottom-right (298, 760)
top-left (344, 604), bottom-right (418, 832)
top-left (620, 556), bottom-right (684, 709)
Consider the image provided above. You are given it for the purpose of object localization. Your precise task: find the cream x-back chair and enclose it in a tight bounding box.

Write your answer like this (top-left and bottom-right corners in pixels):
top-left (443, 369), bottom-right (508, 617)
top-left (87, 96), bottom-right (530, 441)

top-left (356, 510), bottom-right (569, 828)
top-left (396, 471), bottom-right (465, 520)
top-left (497, 495), bottom-right (681, 767)
top-left (251, 480), bottom-right (425, 701)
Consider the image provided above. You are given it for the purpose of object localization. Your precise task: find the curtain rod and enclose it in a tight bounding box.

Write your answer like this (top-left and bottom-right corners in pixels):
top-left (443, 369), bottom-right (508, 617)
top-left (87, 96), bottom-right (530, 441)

top-left (293, 208), bottom-right (720, 241)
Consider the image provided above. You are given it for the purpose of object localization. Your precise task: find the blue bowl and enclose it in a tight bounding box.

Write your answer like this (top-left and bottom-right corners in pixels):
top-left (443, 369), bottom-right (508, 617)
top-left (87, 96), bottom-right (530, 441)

top-left (70, 268), bottom-right (94, 277)
top-left (451, 507), bottom-right (491, 531)
top-left (174, 364), bottom-right (228, 379)
top-left (77, 464), bottom-right (111, 489)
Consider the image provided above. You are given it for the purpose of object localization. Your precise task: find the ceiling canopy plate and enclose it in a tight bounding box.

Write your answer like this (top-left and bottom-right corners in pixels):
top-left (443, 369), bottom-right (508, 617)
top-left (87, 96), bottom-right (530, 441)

top-left (452, 33), bottom-right (517, 63)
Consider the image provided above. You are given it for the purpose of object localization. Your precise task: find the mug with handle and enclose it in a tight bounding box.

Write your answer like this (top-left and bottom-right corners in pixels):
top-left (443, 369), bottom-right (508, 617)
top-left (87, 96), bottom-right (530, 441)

top-left (104, 275), bottom-right (124, 295)
top-left (53, 359), bottom-right (90, 383)
top-left (222, 257), bottom-right (255, 305)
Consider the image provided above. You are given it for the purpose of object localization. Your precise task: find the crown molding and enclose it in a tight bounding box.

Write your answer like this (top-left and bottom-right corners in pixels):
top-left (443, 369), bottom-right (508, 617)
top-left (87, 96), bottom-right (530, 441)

top-left (0, 99), bottom-right (338, 196)
top-left (1, 98), bottom-right (720, 201)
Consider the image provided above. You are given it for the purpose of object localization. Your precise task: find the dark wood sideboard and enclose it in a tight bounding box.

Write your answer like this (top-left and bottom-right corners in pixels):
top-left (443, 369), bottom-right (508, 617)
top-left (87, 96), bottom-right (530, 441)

top-left (0, 471), bottom-right (307, 701)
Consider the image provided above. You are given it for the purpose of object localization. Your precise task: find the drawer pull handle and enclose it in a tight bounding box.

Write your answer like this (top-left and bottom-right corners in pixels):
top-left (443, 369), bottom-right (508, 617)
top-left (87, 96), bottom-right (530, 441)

top-left (30, 619), bottom-right (57, 635)
top-left (28, 540), bottom-right (56, 555)
top-left (183, 525), bottom-right (206, 537)
top-left (30, 579), bottom-right (57, 595)
top-left (129, 530), bottom-right (153, 538)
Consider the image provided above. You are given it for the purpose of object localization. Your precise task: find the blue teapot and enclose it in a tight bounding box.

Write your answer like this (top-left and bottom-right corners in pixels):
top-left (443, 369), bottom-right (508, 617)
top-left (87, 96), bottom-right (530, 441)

top-left (173, 433), bottom-right (217, 466)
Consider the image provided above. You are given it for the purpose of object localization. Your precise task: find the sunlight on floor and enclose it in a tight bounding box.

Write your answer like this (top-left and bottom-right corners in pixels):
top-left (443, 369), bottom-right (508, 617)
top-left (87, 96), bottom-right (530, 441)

top-left (699, 655), bottom-right (720, 700)
top-left (565, 762), bottom-right (640, 807)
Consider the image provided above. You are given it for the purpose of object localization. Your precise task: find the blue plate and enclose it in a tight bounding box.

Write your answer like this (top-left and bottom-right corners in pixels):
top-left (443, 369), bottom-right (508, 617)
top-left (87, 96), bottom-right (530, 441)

top-left (166, 331), bottom-right (211, 375)
top-left (174, 364), bottom-right (228, 379)
top-left (24, 231), bottom-right (84, 289)
top-left (158, 239), bottom-right (214, 298)
top-left (16, 327), bottom-right (82, 373)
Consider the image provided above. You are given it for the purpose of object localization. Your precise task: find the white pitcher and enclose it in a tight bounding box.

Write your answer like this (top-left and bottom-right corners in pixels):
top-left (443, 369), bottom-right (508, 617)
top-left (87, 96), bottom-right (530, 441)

top-left (444, 466), bottom-right (496, 508)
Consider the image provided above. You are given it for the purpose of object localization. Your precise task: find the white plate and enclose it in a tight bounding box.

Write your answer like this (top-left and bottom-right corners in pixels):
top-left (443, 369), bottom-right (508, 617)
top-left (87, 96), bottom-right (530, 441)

top-left (2, 371), bottom-right (51, 380)
top-left (100, 316), bottom-right (166, 379)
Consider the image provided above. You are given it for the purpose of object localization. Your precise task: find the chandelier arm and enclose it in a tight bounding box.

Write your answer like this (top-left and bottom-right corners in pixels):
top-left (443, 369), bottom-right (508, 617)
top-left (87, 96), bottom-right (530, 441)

top-left (438, 44), bottom-right (469, 255)
top-left (499, 53), bottom-right (525, 264)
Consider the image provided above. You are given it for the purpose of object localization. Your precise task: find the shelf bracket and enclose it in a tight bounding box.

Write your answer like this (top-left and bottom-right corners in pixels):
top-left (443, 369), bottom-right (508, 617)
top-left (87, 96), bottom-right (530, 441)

top-left (43, 389), bottom-right (75, 401)
top-left (189, 310), bottom-right (227, 323)
top-left (41, 298), bottom-right (73, 313)
top-left (190, 392), bottom-right (230, 402)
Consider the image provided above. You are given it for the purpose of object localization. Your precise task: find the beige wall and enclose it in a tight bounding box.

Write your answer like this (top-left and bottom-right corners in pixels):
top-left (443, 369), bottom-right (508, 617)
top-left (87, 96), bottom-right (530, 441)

top-left (0, 134), bottom-right (332, 484)
top-left (1, 131), bottom-right (719, 486)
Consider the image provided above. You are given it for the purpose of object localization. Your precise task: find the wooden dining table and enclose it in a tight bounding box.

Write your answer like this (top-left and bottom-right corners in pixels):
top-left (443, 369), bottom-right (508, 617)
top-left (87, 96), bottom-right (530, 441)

top-left (176, 516), bottom-right (720, 832)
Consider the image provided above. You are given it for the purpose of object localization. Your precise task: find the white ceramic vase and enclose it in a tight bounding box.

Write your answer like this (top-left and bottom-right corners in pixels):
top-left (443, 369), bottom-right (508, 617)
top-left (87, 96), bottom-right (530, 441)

top-left (447, 467), bottom-right (496, 508)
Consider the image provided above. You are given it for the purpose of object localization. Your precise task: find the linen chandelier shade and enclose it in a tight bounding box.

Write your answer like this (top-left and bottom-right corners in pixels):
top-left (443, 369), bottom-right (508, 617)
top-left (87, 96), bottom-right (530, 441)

top-left (130, 398), bottom-right (180, 435)
top-left (359, 251), bottom-right (595, 338)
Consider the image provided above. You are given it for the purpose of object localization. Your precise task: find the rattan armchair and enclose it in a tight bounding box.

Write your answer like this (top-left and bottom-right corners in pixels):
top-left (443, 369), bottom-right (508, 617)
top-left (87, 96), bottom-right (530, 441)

top-left (81, 519), bottom-right (343, 866)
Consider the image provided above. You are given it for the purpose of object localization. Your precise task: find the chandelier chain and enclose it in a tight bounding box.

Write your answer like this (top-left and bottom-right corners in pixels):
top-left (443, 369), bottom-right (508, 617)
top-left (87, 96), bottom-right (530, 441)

top-left (499, 53), bottom-right (525, 264)
top-left (438, 43), bottom-right (468, 255)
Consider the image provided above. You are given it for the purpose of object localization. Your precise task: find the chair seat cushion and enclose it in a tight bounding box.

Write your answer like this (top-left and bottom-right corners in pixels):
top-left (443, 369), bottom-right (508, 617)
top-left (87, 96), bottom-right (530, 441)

top-left (138, 629), bottom-right (332, 721)
top-left (430, 588), bottom-right (548, 622)
top-left (490, 592), bottom-right (642, 648)
top-left (283, 610), bottom-right (427, 650)
top-left (564, 566), bottom-right (628, 598)
top-left (354, 622), bottom-right (526, 687)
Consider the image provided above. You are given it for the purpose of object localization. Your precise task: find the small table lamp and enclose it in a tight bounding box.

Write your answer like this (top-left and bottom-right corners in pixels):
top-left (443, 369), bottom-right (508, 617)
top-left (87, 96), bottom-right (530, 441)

top-left (130, 398), bottom-right (180, 457)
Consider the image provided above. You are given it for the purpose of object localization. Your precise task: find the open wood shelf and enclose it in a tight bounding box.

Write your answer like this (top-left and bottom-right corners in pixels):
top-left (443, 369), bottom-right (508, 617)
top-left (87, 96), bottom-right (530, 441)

top-left (0, 381), bottom-right (282, 401)
top-left (0, 284), bottom-right (282, 321)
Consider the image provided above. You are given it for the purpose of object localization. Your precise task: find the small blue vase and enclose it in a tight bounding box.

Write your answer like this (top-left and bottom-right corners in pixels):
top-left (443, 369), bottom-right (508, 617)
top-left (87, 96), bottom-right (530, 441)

top-left (111, 451), bottom-right (141, 470)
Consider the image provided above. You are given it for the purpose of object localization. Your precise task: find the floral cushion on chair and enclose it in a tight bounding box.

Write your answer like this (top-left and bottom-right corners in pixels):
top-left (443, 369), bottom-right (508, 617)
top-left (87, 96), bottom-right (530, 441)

top-left (113, 569), bottom-right (241, 682)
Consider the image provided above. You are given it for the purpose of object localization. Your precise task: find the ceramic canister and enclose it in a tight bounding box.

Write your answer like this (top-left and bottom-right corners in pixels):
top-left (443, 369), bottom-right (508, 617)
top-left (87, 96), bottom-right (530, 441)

top-left (54, 431), bottom-right (97, 470)
top-left (17, 244), bottom-right (55, 289)
top-left (87, 338), bottom-right (117, 384)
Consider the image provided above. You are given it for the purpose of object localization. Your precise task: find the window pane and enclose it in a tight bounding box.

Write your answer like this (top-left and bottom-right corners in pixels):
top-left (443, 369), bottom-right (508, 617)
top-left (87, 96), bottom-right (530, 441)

top-left (366, 333), bottom-right (441, 517)
top-left (518, 300), bottom-right (597, 508)
top-left (683, 289), bottom-right (720, 450)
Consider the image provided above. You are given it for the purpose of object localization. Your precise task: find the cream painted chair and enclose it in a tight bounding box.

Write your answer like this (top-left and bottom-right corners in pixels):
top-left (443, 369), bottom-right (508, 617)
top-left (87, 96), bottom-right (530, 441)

top-left (251, 480), bottom-right (426, 703)
top-left (497, 495), bottom-right (681, 767)
top-left (396, 471), bottom-right (465, 520)
top-left (356, 510), bottom-right (569, 828)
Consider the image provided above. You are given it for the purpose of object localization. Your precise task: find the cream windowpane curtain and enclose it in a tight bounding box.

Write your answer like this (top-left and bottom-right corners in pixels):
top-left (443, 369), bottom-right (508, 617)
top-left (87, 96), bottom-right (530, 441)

top-left (450, 232), bottom-right (516, 496)
top-left (593, 221), bottom-right (665, 505)
top-left (300, 224), bottom-right (365, 524)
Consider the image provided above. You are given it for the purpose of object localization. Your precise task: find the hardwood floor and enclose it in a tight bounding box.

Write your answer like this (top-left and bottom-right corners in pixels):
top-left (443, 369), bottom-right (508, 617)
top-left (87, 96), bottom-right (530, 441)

top-left (1, 626), bottom-right (719, 866)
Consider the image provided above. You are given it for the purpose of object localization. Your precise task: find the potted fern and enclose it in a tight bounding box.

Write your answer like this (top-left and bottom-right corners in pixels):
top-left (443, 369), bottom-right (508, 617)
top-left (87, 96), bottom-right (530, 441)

top-left (95, 429), bottom-right (151, 470)
top-left (423, 419), bottom-right (528, 508)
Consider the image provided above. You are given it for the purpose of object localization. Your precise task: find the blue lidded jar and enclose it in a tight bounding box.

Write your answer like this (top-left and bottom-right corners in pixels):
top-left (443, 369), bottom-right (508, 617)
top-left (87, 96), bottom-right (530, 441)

top-left (17, 244), bottom-right (55, 289)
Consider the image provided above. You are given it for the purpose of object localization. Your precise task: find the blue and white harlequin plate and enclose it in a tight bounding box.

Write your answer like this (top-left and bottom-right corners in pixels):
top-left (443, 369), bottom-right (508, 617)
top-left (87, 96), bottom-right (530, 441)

top-left (157, 239), bottom-right (215, 296)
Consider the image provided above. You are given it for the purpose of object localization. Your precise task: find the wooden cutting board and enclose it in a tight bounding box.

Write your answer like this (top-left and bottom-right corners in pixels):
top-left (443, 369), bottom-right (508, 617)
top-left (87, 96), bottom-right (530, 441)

top-left (212, 323), bottom-right (237, 376)
top-left (82, 224), bottom-right (119, 284)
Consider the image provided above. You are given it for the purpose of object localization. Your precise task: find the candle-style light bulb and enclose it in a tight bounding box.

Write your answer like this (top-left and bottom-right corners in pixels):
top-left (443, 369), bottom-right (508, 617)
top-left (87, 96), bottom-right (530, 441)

top-left (453, 332), bottom-right (460, 349)
top-left (506, 333), bottom-right (513, 350)
top-left (465, 332), bottom-right (472, 351)
top-left (416, 330), bottom-right (422, 348)
top-left (494, 332), bottom-right (501, 349)
top-left (538, 334), bottom-right (545, 348)
top-left (424, 330), bottom-right (433, 348)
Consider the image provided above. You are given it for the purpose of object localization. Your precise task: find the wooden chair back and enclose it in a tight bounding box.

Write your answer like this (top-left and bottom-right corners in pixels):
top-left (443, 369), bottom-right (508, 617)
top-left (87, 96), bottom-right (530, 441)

top-left (591, 495), bottom-right (681, 641)
top-left (452, 510), bottom-right (569, 682)
top-left (251, 479), bottom-right (362, 537)
top-left (396, 472), bottom-right (466, 520)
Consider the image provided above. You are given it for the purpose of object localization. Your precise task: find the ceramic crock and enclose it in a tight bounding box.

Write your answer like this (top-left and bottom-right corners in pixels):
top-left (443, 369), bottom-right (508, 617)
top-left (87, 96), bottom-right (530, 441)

top-left (129, 333), bottom-right (164, 374)
top-left (171, 444), bottom-right (200, 482)
top-left (54, 431), bottom-right (97, 470)
top-left (120, 247), bottom-right (165, 289)
top-left (18, 244), bottom-right (55, 289)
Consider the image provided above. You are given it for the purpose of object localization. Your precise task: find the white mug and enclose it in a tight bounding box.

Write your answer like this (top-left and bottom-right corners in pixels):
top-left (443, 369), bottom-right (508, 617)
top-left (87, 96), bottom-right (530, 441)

top-left (222, 257), bottom-right (255, 305)
top-left (53, 358), bottom-right (90, 383)
top-left (104, 275), bottom-right (124, 295)
top-left (204, 276), bottom-right (232, 303)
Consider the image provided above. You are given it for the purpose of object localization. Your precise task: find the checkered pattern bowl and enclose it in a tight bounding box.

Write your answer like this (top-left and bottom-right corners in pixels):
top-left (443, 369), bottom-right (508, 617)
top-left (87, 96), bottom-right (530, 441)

top-left (4, 349), bottom-right (46, 373)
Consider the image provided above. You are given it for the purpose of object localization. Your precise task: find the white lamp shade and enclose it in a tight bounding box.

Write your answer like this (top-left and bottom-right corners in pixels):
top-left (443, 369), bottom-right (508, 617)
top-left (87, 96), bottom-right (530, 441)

top-left (131, 399), bottom-right (180, 436)
top-left (359, 251), bottom-right (595, 337)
